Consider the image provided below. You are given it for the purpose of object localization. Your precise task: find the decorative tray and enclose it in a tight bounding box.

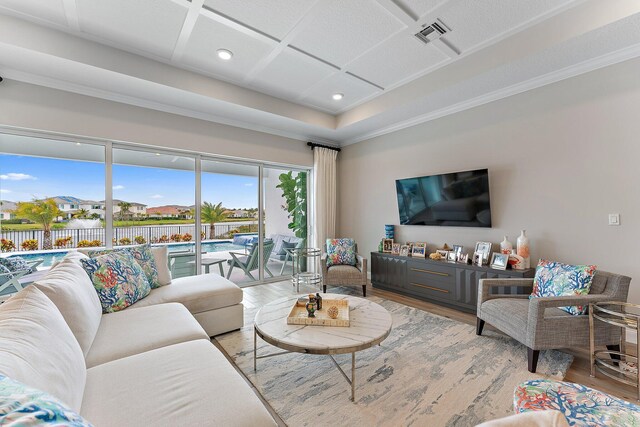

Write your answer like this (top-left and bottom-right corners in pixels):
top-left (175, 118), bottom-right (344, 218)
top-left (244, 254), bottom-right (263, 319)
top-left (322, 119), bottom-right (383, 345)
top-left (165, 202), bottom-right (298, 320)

top-left (287, 299), bottom-right (350, 327)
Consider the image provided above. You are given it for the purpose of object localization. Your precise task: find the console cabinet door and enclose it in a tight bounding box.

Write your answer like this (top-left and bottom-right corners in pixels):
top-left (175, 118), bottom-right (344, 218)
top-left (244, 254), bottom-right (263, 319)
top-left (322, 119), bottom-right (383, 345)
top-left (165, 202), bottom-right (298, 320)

top-left (372, 255), bottom-right (406, 290)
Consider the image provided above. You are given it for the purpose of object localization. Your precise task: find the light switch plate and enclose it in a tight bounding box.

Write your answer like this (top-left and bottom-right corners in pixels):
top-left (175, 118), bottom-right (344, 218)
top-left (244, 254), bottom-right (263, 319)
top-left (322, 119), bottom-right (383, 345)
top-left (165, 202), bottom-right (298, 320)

top-left (608, 213), bottom-right (620, 226)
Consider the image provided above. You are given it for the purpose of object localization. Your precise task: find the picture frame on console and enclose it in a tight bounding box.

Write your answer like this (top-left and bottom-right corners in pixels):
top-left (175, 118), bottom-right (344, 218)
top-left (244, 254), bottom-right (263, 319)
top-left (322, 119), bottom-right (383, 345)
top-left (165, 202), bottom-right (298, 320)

top-left (473, 253), bottom-right (483, 266)
top-left (382, 239), bottom-right (394, 253)
top-left (435, 249), bottom-right (449, 259)
top-left (457, 253), bottom-right (469, 264)
top-left (399, 245), bottom-right (410, 257)
top-left (391, 243), bottom-right (401, 256)
top-left (490, 252), bottom-right (509, 270)
top-left (412, 242), bottom-right (427, 258)
top-left (474, 242), bottom-right (492, 264)
top-left (446, 251), bottom-right (457, 262)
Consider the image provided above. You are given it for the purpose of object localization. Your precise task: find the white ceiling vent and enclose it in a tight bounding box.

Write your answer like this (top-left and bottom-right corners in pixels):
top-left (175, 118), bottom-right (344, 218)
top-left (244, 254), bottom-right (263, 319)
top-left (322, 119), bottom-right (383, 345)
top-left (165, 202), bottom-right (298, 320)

top-left (415, 20), bottom-right (449, 45)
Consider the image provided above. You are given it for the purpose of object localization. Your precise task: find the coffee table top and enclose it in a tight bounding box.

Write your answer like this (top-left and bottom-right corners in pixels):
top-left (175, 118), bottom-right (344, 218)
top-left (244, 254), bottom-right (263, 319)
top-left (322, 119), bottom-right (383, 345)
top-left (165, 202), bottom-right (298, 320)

top-left (254, 294), bottom-right (392, 355)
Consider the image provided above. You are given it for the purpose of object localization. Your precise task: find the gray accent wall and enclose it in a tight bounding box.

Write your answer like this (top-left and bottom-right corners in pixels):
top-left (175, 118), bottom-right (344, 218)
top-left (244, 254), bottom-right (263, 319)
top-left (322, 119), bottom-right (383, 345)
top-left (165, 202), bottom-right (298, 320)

top-left (338, 56), bottom-right (640, 308)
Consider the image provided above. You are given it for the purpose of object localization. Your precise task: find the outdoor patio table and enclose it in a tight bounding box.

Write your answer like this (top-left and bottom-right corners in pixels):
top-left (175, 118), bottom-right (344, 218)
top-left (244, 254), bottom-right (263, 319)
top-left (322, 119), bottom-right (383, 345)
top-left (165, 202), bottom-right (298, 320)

top-left (187, 257), bottom-right (225, 275)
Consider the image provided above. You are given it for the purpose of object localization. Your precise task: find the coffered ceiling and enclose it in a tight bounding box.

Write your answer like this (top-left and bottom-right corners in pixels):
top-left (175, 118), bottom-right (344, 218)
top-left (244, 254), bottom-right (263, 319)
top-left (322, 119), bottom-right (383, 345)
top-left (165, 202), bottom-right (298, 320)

top-left (1, 0), bottom-right (640, 145)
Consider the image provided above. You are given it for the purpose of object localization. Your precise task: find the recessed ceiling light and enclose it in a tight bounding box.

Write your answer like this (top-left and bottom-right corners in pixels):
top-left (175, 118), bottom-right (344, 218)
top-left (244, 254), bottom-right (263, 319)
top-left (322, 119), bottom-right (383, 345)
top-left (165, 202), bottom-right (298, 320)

top-left (217, 49), bottom-right (233, 61)
top-left (332, 93), bottom-right (344, 101)
top-left (155, 153), bottom-right (160, 156)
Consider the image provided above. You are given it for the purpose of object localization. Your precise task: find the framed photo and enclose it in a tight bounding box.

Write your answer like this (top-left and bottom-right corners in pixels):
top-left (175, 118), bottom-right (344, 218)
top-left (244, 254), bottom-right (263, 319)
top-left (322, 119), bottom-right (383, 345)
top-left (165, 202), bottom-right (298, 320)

top-left (435, 249), bottom-right (449, 259)
top-left (490, 252), bottom-right (509, 270)
top-left (391, 243), bottom-right (401, 256)
top-left (446, 251), bottom-right (457, 262)
top-left (473, 252), bottom-right (483, 266)
top-left (382, 239), bottom-right (394, 253)
top-left (399, 245), bottom-right (410, 257)
top-left (457, 252), bottom-right (469, 263)
top-left (452, 245), bottom-right (463, 254)
top-left (412, 242), bottom-right (427, 258)
top-left (474, 242), bottom-right (492, 260)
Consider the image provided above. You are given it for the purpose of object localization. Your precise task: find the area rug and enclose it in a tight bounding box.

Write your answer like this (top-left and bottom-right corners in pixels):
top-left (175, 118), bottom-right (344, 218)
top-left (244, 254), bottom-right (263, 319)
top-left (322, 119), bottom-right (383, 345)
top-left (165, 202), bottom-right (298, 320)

top-left (215, 289), bottom-right (573, 427)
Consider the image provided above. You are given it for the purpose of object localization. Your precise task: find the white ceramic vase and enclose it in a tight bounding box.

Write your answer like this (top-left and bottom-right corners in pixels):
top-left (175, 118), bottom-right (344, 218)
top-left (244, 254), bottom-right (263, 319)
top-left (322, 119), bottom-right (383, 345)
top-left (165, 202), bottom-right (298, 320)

top-left (516, 230), bottom-right (530, 268)
top-left (500, 236), bottom-right (513, 254)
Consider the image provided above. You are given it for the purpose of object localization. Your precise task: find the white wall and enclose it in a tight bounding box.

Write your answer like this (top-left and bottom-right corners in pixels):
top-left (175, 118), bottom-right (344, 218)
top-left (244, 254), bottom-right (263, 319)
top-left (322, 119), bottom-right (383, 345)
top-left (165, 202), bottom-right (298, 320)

top-left (0, 80), bottom-right (313, 167)
top-left (264, 168), bottom-right (296, 238)
top-left (338, 57), bottom-right (640, 305)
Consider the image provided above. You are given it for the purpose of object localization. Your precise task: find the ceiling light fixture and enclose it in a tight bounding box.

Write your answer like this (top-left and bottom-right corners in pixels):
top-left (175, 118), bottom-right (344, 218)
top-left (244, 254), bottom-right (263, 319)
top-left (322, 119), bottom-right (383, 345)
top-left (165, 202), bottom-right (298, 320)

top-left (217, 49), bottom-right (233, 61)
top-left (332, 93), bottom-right (344, 101)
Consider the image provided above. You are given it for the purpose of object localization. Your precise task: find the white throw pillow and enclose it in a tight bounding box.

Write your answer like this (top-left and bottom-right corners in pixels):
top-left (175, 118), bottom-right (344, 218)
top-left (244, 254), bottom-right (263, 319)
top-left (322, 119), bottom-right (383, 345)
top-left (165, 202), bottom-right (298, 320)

top-left (33, 256), bottom-right (102, 357)
top-left (0, 286), bottom-right (86, 411)
top-left (150, 245), bottom-right (172, 286)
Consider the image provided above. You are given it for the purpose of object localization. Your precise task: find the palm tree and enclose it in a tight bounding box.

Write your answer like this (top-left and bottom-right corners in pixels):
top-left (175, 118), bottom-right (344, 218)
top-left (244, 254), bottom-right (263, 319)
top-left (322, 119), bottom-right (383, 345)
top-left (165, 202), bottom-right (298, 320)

top-left (15, 198), bottom-right (62, 250)
top-left (117, 201), bottom-right (132, 221)
top-left (73, 208), bottom-right (89, 219)
top-left (201, 202), bottom-right (227, 239)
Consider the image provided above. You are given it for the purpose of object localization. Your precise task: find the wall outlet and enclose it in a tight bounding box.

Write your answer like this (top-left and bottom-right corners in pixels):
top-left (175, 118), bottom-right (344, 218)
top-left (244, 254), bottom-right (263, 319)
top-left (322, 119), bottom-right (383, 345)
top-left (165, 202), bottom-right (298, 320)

top-left (608, 213), bottom-right (620, 226)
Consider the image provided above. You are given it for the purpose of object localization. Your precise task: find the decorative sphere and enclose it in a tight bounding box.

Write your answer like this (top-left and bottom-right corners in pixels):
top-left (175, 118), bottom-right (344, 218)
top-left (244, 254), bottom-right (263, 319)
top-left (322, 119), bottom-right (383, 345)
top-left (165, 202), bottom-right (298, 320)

top-left (327, 306), bottom-right (339, 319)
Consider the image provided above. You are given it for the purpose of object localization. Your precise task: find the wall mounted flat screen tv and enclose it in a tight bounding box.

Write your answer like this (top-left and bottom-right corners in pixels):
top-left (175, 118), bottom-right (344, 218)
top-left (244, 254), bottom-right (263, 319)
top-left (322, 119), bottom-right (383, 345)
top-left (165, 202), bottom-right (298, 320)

top-left (396, 168), bottom-right (491, 227)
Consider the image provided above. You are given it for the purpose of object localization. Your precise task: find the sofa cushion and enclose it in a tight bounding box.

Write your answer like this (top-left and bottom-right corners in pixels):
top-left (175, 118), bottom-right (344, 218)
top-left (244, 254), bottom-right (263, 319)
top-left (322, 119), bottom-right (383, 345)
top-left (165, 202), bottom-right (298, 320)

top-left (86, 244), bottom-right (162, 289)
top-left (326, 238), bottom-right (357, 267)
top-left (150, 245), bottom-right (171, 286)
top-left (0, 374), bottom-right (93, 426)
top-left (85, 303), bottom-right (208, 368)
top-left (81, 251), bottom-right (151, 313)
top-left (131, 274), bottom-right (242, 314)
top-left (0, 287), bottom-right (86, 411)
top-left (33, 256), bottom-right (102, 357)
top-left (531, 259), bottom-right (597, 315)
top-left (81, 340), bottom-right (276, 427)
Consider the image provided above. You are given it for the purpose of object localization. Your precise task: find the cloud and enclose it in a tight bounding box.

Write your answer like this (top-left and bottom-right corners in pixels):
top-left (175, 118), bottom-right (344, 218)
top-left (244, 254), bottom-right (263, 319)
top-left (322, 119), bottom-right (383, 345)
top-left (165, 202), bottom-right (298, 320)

top-left (149, 194), bottom-right (164, 199)
top-left (0, 173), bottom-right (37, 181)
top-left (112, 185), bottom-right (125, 190)
top-left (244, 183), bottom-right (254, 187)
top-left (0, 189), bottom-right (11, 194)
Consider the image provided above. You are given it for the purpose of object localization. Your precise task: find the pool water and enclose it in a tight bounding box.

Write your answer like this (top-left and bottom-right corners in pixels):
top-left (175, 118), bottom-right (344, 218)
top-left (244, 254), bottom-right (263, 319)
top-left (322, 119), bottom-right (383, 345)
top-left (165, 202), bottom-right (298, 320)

top-left (5, 241), bottom-right (244, 267)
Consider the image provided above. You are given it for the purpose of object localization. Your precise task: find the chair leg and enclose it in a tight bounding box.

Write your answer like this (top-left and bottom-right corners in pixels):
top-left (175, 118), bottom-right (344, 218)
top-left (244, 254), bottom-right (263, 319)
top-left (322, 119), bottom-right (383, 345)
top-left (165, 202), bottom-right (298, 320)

top-left (607, 344), bottom-right (621, 364)
top-left (264, 265), bottom-right (274, 278)
top-left (323, 285), bottom-right (327, 293)
top-left (527, 348), bottom-right (540, 373)
top-left (226, 265), bottom-right (234, 279)
top-left (476, 318), bottom-right (485, 336)
top-left (362, 285), bottom-right (367, 297)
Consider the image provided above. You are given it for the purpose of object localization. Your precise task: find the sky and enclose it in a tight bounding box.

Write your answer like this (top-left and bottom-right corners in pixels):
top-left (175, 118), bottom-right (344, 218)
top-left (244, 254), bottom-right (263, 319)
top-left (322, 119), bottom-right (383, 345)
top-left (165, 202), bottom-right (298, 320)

top-left (0, 155), bottom-right (259, 209)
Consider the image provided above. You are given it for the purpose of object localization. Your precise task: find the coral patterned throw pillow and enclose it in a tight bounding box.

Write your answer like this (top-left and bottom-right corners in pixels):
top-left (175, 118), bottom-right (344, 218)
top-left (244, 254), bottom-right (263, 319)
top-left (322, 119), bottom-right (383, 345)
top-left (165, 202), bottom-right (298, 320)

top-left (530, 259), bottom-right (597, 315)
top-left (326, 238), bottom-right (357, 267)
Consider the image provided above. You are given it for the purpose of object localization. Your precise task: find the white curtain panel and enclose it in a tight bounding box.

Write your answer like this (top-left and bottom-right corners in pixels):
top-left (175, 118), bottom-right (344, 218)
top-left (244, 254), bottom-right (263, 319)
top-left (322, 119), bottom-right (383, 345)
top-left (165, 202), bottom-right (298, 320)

top-left (313, 147), bottom-right (338, 250)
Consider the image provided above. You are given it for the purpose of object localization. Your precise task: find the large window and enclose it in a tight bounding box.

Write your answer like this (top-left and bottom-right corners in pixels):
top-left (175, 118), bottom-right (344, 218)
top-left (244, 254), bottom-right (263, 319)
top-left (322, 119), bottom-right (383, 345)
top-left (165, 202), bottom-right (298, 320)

top-left (0, 130), bottom-right (310, 295)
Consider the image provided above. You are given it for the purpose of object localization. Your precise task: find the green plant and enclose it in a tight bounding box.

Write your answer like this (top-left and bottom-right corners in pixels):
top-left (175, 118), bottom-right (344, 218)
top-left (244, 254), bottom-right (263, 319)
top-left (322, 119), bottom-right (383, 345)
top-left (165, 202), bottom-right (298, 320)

top-left (158, 235), bottom-right (169, 243)
top-left (118, 237), bottom-right (132, 245)
top-left (134, 236), bottom-right (146, 244)
top-left (182, 233), bottom-right (192, 242)
top-left (170, 233), bottom-right (182, 242)
top-left (15, 198), bottom-right (62, 250)
top-left (201, 202), bottom-right (228, 239)
top-left (55, 236), bottom-right (73, 248)
top-left (21, 239), bottom-right (39, 251)
top-left (276, 171), bottom-right (307, 239)
top-left (1, 238), bottom-right (16, 252)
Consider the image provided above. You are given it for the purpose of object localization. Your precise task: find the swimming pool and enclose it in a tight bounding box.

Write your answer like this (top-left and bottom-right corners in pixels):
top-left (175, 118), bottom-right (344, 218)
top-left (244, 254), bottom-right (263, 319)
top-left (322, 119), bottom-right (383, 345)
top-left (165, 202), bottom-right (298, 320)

top-left (5, 241), bottom-right (245, 267)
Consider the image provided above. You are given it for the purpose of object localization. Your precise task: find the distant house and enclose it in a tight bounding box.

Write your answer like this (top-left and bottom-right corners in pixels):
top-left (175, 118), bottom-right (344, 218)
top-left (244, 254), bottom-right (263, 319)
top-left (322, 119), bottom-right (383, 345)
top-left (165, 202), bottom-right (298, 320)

top-left (51, 196), bottom-right (83, 219)
top-left (147, 205), bottom-right (192, 219)
top-left (79, 200), bottom-right (104, 219)
top-left (103, 200), bottom-right (147, 217)
top-left (0, 201), bottom-right (16, 220)
top-left (226, 209), bottom-right (251, 218)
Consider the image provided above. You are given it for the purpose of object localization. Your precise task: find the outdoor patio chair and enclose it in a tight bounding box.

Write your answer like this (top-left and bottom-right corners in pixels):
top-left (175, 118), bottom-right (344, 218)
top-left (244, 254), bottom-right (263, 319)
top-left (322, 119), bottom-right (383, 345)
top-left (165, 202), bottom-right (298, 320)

top-left (226, 240), bottom-right (274, 281)
top-left (0, 258), bottom-right (43, 296)
top-left (168, 251), bottom-right (196, 279)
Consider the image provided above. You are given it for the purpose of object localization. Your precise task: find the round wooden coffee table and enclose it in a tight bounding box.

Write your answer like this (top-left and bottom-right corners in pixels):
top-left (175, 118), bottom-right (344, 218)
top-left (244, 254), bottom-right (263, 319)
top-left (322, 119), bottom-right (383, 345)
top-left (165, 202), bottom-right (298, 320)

top-left (253, 293), bottom-right (392, 401)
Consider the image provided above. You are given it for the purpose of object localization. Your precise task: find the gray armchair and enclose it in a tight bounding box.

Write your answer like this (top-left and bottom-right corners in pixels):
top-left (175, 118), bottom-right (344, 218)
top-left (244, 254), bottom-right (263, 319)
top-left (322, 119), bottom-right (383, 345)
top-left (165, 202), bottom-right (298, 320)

top-left (321, 248), bottom-right (368, 297)
top-left (476, 271), bottom-right (631, 373)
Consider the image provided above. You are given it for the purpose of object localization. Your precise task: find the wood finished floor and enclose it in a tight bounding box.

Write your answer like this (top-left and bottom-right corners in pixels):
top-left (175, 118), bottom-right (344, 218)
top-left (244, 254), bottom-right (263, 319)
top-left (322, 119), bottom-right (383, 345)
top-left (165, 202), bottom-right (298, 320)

top-left (216, 280), bottom-right (637, 426)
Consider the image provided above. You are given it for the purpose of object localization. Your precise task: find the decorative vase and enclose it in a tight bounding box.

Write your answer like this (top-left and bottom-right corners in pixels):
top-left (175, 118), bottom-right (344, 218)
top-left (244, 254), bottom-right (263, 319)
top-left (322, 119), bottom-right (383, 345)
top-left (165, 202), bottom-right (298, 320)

top-left (384, 224), bottom-right (394, 239)
top-left (516, 230), bottom-right (530, 268)
top-left (306, 301), bottom-right (316, 318)
top-left (508, 250), bottom-right (525, 270)
top-left (378, 239), bottom-right (384, 252)
top-left (500, 236), bottom-right (513, 255)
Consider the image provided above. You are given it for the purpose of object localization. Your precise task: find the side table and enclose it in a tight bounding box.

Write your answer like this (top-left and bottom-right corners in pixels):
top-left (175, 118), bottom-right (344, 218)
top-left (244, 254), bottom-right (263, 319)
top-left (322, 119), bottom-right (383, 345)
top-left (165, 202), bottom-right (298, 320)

top-left (290, 247), bottom-right (322, 292)
top-left (590, 301), bottom-right (640, 400)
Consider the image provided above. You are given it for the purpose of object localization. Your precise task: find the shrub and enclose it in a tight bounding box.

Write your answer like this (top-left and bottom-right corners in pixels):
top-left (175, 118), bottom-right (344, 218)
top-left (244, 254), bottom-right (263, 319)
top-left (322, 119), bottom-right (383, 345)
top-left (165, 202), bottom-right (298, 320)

top-left (78, 239), bottom-right (101, 248)
top-left (200, 231), bottom-right (206, 240)
top-left (182, 233), bottom-right (192, 242)
top-left (0, 238), bottom-right (16, 252)
top-left (170, 233), bottom-right (183, 242)
top-left (54, 236), bottom-right (73, 248)
top-left (158, 235), bottom-right (169, 243)
top-left (118, 237), bottom-right (132, 246)
top-left (21, 239), bottom-right (38, 251)
top-left (134, 236), bottom-right (146, 244)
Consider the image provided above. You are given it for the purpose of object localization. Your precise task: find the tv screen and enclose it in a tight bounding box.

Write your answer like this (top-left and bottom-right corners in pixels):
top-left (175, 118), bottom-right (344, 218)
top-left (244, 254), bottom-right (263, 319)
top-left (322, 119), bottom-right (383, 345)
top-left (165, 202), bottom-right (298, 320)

top-left (396, 168), bottom-right (491, 227)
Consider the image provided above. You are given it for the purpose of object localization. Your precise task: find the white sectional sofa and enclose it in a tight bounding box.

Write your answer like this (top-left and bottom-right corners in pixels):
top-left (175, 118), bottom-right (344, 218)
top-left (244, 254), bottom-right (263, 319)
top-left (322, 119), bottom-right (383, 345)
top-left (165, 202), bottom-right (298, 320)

top-left (0, 252), bottom-right (276, 426)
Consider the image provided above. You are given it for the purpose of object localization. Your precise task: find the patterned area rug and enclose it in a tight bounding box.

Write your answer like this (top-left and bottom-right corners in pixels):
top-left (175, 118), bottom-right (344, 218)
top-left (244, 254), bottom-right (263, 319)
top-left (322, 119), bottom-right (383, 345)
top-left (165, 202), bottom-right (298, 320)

top-left (215, 289), bottom-right (573, 427)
